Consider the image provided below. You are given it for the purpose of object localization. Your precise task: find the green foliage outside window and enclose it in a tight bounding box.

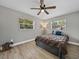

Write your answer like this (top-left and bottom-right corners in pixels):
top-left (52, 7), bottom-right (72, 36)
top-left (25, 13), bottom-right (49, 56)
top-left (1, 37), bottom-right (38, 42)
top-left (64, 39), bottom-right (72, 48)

top-left (52, 19), bottom-right (65, 30)
top-left (19, 18), bottom-right (33, 29)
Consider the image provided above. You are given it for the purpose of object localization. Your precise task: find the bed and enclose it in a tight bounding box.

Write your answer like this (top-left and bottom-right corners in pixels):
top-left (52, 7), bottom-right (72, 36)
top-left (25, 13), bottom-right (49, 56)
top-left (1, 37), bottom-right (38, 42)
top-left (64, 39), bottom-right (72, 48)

top-left (35, 34), bottom-right (69, 59)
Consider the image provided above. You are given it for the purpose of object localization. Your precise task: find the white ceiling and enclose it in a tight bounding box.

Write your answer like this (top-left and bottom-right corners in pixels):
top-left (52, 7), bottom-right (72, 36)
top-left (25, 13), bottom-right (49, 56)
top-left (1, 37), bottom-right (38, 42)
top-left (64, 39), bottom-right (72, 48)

top-left (0, 0), bottom-right (79, 19)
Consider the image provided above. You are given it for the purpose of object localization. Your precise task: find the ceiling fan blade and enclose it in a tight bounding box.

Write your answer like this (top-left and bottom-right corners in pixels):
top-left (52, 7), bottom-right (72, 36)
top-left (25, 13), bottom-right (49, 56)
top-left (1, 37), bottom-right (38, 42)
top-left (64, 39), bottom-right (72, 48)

top-left (31, 8), bottom-right (40, 10)
top-left (40, 0), bottom-right (44, 6)
top-left (45, 6), bottom-right (56, 9)
top-left (37, 10), bottom-right (41, 15)
top-left (44, 9), bottom-right (49, 14)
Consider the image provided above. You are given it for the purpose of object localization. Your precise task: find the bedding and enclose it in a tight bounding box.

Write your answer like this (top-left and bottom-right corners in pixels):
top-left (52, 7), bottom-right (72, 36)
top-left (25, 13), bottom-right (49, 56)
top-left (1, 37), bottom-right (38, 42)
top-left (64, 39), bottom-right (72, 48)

top-left (35, 34), bottom-right (69, 55)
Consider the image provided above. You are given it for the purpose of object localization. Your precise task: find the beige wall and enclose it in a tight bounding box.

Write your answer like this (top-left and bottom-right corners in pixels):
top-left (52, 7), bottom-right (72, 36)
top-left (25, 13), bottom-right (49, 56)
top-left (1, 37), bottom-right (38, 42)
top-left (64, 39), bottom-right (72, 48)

top-left (66, 12), bottom-right (79, 43)
top-left (0, 5), bottom-right (40, 44)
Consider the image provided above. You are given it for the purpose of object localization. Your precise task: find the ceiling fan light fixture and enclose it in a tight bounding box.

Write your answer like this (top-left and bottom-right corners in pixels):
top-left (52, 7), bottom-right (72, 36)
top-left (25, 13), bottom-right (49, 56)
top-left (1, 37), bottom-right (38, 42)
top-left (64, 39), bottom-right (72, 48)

top-left (41, 9), bottom-right (44, 12)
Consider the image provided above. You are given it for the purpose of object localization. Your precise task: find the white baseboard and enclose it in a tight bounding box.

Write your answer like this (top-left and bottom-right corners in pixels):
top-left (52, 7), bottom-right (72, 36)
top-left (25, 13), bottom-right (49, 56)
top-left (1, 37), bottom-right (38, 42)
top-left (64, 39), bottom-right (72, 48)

top-left (68, 41), bottom-right (79, 46)
top-left (11, 38), bottom-right (79, 47)
top-left (12, 38), bottom-right (35, 47)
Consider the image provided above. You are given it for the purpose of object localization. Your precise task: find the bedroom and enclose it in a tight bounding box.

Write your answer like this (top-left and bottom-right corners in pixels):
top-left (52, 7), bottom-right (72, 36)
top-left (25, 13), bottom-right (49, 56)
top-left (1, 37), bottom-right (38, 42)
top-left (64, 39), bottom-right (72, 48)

top-left (0, 0), bottom-right (79, 59)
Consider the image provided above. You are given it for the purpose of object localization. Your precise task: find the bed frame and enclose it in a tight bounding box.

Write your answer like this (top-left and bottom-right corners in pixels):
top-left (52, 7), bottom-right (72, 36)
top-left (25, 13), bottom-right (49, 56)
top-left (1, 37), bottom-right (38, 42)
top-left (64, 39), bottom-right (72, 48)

top-left (35, 40), bottom-right (66, 59)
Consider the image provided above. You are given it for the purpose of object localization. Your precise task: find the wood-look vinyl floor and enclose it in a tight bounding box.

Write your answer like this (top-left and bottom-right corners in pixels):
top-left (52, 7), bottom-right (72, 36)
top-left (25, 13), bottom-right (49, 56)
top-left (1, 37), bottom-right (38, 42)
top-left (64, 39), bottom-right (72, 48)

top-left (0, 41), bottom-right (79, 59)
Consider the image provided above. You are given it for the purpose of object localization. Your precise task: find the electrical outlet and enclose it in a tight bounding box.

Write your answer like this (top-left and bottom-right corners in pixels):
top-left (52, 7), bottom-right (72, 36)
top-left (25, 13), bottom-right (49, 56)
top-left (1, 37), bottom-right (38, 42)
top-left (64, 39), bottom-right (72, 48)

top-left (10, 39), bottom-right (14, 42)
top-left (10, 38), bottom-right (14, 42)
top-left (0, 46), bottom-right (2, 51)
top-left (2, 40), bottom-right (4, 43)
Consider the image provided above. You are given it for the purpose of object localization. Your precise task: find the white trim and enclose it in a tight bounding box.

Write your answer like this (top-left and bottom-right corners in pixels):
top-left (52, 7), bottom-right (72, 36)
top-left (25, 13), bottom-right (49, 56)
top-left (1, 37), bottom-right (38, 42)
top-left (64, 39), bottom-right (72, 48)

top-left (11, 38), bottom-right (35, 47)
top-left (11, 38), bottom-right (79, 47)
top-left (68, 41), bottom-right (79, 46)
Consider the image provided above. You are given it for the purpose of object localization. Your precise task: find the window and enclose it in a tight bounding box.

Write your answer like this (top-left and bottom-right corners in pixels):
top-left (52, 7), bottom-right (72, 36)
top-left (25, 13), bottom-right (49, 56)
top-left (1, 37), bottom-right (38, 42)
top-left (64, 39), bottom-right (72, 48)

top-left (52, 19), bottom-right (66, 31)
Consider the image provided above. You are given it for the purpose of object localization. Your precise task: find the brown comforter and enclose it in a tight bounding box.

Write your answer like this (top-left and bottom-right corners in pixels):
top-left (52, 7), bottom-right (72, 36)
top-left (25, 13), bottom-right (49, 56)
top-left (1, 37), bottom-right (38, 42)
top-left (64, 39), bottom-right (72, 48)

top-left (35, 34), bottom-right (69, 54)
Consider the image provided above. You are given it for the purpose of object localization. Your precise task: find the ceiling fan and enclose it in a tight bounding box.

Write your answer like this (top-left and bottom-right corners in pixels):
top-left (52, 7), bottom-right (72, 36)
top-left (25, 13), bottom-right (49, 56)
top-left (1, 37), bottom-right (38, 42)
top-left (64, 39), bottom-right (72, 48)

top-left (30, 0), bottom-right (56, 15)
